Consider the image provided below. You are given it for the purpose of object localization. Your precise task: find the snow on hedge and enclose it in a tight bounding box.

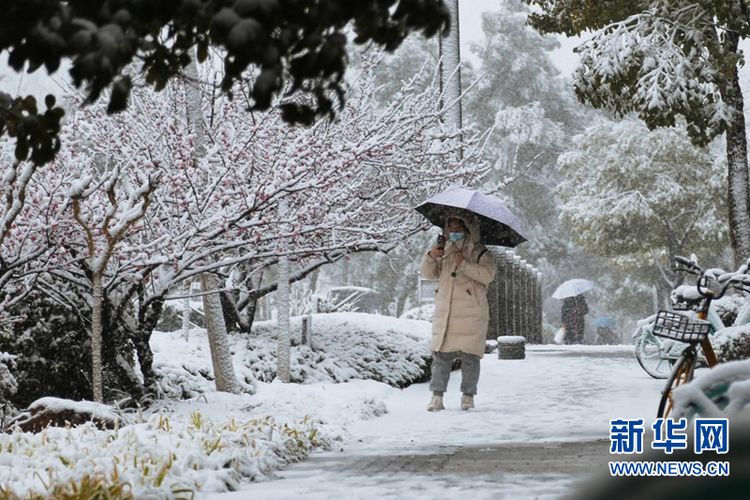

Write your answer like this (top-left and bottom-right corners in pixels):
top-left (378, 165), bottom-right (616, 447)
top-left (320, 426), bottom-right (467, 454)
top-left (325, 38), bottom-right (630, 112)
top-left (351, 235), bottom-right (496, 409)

top-left (248, 313), bottom-right (432, 388)
top-left (0, 313), bottom-right (427, 497)
top-left (0, 376), bottom-right (397, 497)
top-left (152, 313), bottom-right (432, 398)
top-left (713, 323), bottom-right (750, 363)
top-left (0, 397), bottom-right (324, 497)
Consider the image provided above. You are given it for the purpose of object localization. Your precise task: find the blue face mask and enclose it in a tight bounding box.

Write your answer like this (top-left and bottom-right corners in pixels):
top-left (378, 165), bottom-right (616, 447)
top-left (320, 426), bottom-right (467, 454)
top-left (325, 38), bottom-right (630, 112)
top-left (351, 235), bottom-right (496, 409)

top-left (449, 232), bottom-right (465, 242)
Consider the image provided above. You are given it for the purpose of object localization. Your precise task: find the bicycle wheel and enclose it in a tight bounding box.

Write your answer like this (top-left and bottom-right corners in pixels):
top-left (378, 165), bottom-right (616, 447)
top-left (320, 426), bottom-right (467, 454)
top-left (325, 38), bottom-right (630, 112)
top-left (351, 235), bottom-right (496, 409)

top-left (657, 352), bottom-right (696, 419)
top-left (635, 330), bottom-right (673, 379)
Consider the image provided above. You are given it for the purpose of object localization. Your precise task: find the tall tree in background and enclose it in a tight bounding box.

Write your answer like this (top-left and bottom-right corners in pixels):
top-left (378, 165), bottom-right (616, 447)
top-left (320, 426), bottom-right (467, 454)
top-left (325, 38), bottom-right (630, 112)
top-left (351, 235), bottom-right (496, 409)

top-left (526, 0), bottom-right (750, 267)
top-left (462, 0), bottom-right (590, 288)
top-left (185, 57), bottom-right (240, 394)
top-left (558, 119), bottom-right (728, 302)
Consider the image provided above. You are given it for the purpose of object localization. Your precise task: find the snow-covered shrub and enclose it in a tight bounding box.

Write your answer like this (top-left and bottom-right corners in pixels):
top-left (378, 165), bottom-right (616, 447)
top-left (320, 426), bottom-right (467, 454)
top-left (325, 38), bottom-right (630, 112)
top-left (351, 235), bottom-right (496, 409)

top-left (0, 410), bottom-right (327, 498)
top-left (0, 352), bottom-right (17, 401)
top-left (0, 295), bottom-right (93, 407)
top-left (250, 313), bottom-right (431, 387)
top-left (714, 324), bottom-right (750, 363)
top-left (151, 313), bottom-right (431, 396)
top-left (713, 294), bottom-right (747, 328)
top-left (400, 304), bottom-right (434, 321)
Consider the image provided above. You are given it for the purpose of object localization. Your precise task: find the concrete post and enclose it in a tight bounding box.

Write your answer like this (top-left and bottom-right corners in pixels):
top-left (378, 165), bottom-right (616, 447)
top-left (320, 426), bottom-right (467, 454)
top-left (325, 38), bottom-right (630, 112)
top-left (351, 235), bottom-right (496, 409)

top-left (486, 247), bottom-right (501, 340)
top-left (513, 255), bottom-right (522, 337)
top-left (525, 264), bottom-right (539, 344)
top-left (536, 270), bottom-right (544, 343)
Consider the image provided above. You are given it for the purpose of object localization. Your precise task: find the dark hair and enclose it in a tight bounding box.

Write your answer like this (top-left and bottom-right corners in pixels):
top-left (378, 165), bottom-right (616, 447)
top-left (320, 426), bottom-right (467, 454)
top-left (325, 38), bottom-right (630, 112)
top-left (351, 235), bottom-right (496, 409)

top-left (447, 217), bottom-right (469, 232)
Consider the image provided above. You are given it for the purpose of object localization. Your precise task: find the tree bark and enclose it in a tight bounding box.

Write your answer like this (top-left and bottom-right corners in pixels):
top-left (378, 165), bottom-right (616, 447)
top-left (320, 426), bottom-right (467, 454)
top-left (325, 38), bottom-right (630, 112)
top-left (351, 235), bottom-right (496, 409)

top-left (277, 199), bottom-right (292, 383)
top-left (720, 33), bottom-right (750, 269)
top-left (91, 273), bottom-right (104, 403)
top-left (182, 279), bottom-right (191, 340)
top-left (200, 274), bottom-right (240, 393)
top-left (134, 297), bottom-right (165, 391)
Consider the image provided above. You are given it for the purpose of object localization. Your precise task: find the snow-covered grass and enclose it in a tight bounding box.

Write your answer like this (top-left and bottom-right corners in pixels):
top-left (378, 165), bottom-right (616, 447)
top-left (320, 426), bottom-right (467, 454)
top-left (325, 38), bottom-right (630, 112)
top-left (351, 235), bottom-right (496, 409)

top-left (0, 402), bottom-right (324, 498)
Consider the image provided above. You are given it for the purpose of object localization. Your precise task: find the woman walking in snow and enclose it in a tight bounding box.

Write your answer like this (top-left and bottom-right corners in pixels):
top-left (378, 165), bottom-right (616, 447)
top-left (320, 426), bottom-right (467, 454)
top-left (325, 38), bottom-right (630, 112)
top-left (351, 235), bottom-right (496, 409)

top-left (420, 215), bottom-right (496, 411)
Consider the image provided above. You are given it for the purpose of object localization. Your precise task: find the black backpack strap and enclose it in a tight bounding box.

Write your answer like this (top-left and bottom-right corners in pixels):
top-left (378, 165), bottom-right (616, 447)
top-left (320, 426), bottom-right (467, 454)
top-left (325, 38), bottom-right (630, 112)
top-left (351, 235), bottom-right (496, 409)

top-left (477, 248), bottom-right (488, 264)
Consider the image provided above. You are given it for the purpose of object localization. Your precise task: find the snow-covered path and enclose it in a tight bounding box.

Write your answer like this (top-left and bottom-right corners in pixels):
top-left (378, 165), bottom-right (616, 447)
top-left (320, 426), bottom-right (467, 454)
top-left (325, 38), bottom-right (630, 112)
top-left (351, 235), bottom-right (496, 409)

top-left (211, 345), bottom-right (664, 499)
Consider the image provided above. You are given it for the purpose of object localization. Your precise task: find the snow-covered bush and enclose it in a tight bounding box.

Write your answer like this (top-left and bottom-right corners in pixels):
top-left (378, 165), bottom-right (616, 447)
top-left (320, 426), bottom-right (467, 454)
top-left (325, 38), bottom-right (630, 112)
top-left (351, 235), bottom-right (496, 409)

top-left (714, 324), bottom-right (750, 364)
top-left (713, 294), bottom-right (747, 329)
top-left (400, 304), bottom-right (435, 321)
top-left (151, 313), bottom-right (431, 397)
top-left (0, 410), bottom-right (327, 498)
top-left (0, 295), bottom-right (93, 408)
top-left (250, 313), bottom-right (432, 387)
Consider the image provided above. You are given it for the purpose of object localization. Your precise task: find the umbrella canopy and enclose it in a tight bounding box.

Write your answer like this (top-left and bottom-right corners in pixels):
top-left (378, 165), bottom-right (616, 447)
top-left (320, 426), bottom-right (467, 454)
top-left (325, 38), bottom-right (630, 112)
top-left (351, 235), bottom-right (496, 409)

top-left (594, 317), bottom-right (616, 328)
top-left (552, 279), bottom-right (595, 300)
top-left (415, 187), bottom-right (527, 247)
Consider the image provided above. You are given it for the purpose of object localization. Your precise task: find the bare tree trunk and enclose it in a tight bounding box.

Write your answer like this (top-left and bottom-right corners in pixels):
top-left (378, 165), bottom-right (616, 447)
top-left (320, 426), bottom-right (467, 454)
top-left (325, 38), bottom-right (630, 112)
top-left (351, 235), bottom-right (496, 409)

top-left (200, 274), bottom-right (240, 393)
top-left (277, 198), bottom-right (292, 383)
top-left (182, 279), bottom-right (191, 341)
top-left (187, 56), bottom-right (239, 393)
top-left (720, 34), bottom-right (750, 268)
top-left (91, 273), bottom-right (104, 402)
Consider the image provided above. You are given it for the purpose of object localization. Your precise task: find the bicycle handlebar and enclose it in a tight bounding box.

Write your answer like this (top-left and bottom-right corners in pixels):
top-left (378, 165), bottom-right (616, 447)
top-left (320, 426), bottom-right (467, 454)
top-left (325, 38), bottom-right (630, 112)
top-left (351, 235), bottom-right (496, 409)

top-left (673, 256), bottom-right (743, 301)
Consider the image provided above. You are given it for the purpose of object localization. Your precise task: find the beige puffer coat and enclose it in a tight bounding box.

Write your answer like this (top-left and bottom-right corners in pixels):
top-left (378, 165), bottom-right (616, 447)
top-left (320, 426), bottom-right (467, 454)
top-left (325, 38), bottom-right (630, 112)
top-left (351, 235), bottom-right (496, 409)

top-left (420, 215), bottom-right (496, 358)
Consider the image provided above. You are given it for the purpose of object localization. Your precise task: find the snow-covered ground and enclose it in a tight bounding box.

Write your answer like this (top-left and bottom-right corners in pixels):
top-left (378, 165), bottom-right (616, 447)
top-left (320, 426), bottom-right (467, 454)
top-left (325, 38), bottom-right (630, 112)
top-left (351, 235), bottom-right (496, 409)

top-left (209, 344), bottom-right (665, 500)
top-left (0, 318), bottom-right (669, 499)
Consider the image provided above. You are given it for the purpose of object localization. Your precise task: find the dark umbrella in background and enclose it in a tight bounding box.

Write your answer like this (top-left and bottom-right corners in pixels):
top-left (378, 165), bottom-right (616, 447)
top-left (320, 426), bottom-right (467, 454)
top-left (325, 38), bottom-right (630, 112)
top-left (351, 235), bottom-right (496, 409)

top-left (415, 186), bottom-right (528, 247)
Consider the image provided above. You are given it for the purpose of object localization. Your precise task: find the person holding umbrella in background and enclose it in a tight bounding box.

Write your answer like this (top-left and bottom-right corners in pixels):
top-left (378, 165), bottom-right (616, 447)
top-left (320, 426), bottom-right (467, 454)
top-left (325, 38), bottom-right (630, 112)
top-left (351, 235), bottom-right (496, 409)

top-left (553, 279), bottom-right (594, 345)
top-left (416, 187), bottom-right (527, 412)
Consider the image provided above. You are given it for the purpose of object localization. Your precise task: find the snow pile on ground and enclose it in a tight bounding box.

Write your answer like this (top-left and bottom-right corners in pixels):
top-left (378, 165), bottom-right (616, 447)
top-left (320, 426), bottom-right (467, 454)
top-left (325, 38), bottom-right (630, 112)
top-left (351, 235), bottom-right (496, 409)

top-left (153, 313), bottom-right (431, 397)
top-left (247, 313), bottom-right (432, 388)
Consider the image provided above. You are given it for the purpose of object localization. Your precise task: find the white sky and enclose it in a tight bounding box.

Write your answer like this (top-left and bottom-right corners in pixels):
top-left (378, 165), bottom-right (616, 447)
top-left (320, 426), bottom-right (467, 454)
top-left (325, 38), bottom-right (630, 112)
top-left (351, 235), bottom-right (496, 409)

top-left (459, 0), bottom-right (584, 77)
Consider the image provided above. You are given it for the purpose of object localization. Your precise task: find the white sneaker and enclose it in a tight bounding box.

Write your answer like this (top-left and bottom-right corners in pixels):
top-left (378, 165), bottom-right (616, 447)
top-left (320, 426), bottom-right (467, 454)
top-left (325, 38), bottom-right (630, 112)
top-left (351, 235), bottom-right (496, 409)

top-left (461, 394), bottom-right (474, 411)
top-left (427, 395), bottom-right (445, 412)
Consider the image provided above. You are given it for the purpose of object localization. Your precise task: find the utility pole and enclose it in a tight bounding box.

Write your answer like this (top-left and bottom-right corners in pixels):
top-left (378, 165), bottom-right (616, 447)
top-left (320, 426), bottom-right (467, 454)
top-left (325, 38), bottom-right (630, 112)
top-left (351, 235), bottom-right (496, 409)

top-left (439, 0), bottom-right (462, 137)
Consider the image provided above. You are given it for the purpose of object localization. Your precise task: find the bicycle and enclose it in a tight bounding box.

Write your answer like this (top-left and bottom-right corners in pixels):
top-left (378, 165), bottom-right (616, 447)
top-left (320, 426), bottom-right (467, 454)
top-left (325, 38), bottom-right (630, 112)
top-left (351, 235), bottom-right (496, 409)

top-left (634, 293), bottom-right (721, 380)
top-left (654, 256), bottom-right (750, 418)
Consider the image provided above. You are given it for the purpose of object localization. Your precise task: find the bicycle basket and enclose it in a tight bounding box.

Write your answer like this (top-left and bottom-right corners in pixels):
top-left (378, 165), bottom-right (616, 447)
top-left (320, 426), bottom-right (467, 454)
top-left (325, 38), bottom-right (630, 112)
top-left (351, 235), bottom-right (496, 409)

top-left (652, 310), bottom-right (711, 344)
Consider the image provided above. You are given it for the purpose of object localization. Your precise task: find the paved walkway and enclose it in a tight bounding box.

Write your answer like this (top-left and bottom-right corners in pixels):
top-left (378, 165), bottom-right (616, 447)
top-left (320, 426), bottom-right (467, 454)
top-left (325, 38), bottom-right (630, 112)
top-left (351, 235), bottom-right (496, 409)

top-left (215, 345), bottom-right (663, 500)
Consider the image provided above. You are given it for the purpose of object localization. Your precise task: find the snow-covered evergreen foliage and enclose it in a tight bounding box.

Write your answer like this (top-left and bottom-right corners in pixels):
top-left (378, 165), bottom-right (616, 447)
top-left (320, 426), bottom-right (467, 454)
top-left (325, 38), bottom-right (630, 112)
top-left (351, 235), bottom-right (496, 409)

top-left (558, 118), bottom-right (728, 295)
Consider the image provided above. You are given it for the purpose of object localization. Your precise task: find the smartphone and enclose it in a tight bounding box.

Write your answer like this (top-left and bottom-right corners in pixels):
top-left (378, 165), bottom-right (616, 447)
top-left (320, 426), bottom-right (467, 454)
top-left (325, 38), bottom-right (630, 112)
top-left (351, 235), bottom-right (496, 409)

top-left (437, 234), bottom-right (446, 251)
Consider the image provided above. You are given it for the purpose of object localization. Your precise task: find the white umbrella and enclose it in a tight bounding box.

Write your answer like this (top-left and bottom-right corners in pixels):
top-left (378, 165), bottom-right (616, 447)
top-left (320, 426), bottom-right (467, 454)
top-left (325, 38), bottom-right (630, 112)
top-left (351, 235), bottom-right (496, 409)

top-left (552, 279), bottom-right (595, 300)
